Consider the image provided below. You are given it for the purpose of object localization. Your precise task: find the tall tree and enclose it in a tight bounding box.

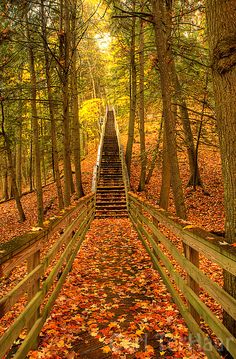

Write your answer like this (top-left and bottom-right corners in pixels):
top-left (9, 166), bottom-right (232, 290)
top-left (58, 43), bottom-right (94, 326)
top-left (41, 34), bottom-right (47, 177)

top-left (25, 10), bottom-right (44, 226)
top-left (137, 11), bottom-right (147, 192)
top-left (59, 0), bottom-right (73, 207)
top-left (71, 0), bottom-right (84, 198)
top-left (40, 0), bottom-right (64, 210)
top-left (151, 0), bottom-right (186, 219)
top-left (125, 0), bottom-right (137, 177)
top-left (0, 94), bottom-right (26, 222)
top-left (205, 0), bottom-right (236, 338)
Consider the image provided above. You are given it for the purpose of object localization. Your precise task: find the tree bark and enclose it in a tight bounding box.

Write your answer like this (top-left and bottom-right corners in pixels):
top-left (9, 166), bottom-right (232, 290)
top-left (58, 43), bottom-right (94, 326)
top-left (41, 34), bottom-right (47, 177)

top-left (138, 14), bottom-right (147, 192)
top-left (16, 75), bottom-right (23, 196)
top-left (1, 98), bottom-right (26, 222)
top-left (151, 0), bottom-right (186, 219)
top-left (41, 0), bottom-right (64, 209)
top-left (15, 118), bottom-right (22, 196)
top-left (26, 12), bottom-right (44, 226)
top-left (205, 0), bottom-right (236, 338)
top-left (3, 162), bottom-right (9, 201)
top-left (174, 73), bottom-right (202, 187)
top-left (159, 126), bottom-right (171, 210)
top-left (59, 0), bottom-right (72, 206)
top-left (145, 116), bottom-right (163, 185)
top-left (71, 0), bottom-right (84, 198)
top-left (125, 0), bottom-right (137, 178)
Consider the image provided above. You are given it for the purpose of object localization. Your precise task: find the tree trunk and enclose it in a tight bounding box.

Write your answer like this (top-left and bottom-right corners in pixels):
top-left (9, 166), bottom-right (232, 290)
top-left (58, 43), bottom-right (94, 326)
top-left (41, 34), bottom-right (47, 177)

top-left (138, 14), bottom-right (147, 192)
top-left (3, 157), bottom-right (9, 200)
top-left (206, 0), bottom-right (236, 338)
top-left (41, 119), bottom-right (47, 187)
top-left (145, 116), bottom-right (163, 185)
top-left (16, 76), bottom-right (23, 196)
top-left (174, 73), bottom-right (202, 187)
top-left (41, 0), bottom-right (64, 209)
top-left (125, 0), bottom-right (137, 177)
top-left (1, 99), bottom-right (26, 222)
top-left (29, 134), bottom-right (33, 192)
top-left (87, 59), bottom-right (97, 99)
top-left (71, 0), bottom-right (84, 198)
top-left (15, 120), bottom-right (22, 196)
top-left (151, 0), bottom-right (186, 219)
top-left (59, 0), bottom-right (72, 207)
top-left (5, 138), bottom-right (26, 222)
top-left (26, 13), bottom-right (44, 226)
top-left (159, 127), bottom-right (171, 210)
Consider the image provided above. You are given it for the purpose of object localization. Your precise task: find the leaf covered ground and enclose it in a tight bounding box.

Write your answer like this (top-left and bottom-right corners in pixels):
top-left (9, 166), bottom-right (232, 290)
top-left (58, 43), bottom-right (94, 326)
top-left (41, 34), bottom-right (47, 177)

top-left (0, 151), bottom-right (96, 244)
top-left (0, 138), bottom-right (226, 358)
top-left (28, 218), bottom-right (206, 358)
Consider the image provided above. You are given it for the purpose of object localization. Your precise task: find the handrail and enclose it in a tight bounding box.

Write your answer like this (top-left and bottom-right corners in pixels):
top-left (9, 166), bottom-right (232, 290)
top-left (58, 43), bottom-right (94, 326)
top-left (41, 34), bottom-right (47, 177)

top-left (0, 193), bottom-right (96, 358)
top-left (0, 199), bottom-right (92, 274)
top-left (128, 192), bottom-right (236, 359)
top-left (113, 107), bottom-right (130, 201)
top-left (91, 108), bottom-right (107, 193)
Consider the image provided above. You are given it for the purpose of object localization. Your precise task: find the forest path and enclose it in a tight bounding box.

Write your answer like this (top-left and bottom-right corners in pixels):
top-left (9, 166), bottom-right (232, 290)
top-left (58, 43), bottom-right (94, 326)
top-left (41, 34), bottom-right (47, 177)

top-left (29, 218), bottom-right (206, 358)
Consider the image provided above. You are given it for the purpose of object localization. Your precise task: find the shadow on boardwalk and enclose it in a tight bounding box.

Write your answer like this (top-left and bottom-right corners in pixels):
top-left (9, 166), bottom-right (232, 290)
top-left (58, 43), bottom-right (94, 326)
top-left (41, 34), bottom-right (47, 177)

top-left (30, 218), bottom-right (206, 358)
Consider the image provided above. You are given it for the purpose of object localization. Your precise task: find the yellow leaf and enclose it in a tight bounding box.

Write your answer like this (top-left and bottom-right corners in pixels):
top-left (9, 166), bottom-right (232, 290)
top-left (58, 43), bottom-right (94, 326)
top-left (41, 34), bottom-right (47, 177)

top-left (57, 339), bottom-right (64, 348)
top-left (136, 329), bottom-right (144, 336)
top-left (108, 322), bottom-right (117, 328)
top-left (90, 331), bottom-right (98, 337)
top-left (160, 351), bottom-right (165, 356)
top-left (102, 346), bottom-right (111, 353)
top-left (120, 339), bottom-right (131, 349)
top-left (183, 225), bottom-right (195, 229)
top-left (31, 227), bottom-right (43, 232)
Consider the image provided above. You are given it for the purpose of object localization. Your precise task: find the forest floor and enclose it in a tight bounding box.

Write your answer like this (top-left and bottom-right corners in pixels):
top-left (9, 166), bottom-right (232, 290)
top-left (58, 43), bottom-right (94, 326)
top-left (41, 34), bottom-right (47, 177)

top-left (0, 138), bottom-right (225, 358)
top-left (130, 137), bottom-right (224, 235)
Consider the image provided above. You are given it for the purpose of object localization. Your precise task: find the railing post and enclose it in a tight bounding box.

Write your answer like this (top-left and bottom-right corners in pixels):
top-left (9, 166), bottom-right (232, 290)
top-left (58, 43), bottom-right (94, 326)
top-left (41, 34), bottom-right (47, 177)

top-left (152, 216), bottom-right (160, 259)
top-left (27, 249), bottom-right (40, 347)
top-left (137, 203), bottom-right (143, 241)
top-left (185, 245), bottom-right (200, 324)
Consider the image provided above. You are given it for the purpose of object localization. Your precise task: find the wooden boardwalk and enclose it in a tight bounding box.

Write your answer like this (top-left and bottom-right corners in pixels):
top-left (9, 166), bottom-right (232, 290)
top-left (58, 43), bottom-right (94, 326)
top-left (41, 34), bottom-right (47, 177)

top-left (1, 108), bottom-right (235, 358)
top-left (31, 218), bottom-right (205, 358)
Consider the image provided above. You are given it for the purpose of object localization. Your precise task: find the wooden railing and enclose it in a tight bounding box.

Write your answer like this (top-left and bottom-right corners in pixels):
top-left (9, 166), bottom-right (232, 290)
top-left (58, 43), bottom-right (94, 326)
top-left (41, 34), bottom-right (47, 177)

top-left (91, 108), bottom-right (107, 193)
top-left (128, 192), bottom-right (236, 359)
top-left (113, 108), bottom-right (130, 199)
top-left (0, 193), bottom-right (95, 358)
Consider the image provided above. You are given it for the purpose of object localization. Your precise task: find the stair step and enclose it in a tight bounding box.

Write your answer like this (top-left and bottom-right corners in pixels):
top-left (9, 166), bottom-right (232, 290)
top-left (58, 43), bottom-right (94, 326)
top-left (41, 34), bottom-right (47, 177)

top-left (97, 186), bottom-right (125, 190)
top-left (96, 211), bottom-right (127, 215)
top-left (97, 189), bottom-right (126, 194)
top-left (96, 200), bottom-right (126, 205)
top-left (96, 202), bottom-right (127, 207)
top-left (99, 179), bottom-right (123, 182)
top-left (95, 214), bottom-right (128, 219)
top-left (96, 196), bottom-right (126, 200)
top-left (95, 113), bottom-right (127, 217)
top-left (100, 164), bottom-right (121, 167)
top-left (95, 209), bottom-right (128, 218)
top-left (99, 176), bottom-right (122, 179)
top-left (99, 173), bottom-right (122, 176)
top-left (96, 207), bottom-right (127, 213)
top-left (96, 191), bottom-right (125, 195)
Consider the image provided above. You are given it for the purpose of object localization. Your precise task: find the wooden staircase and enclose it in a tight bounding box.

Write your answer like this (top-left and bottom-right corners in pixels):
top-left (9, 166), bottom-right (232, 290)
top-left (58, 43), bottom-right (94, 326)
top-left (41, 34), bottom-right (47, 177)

top-left (95, 111), bottom-right (128, 218)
